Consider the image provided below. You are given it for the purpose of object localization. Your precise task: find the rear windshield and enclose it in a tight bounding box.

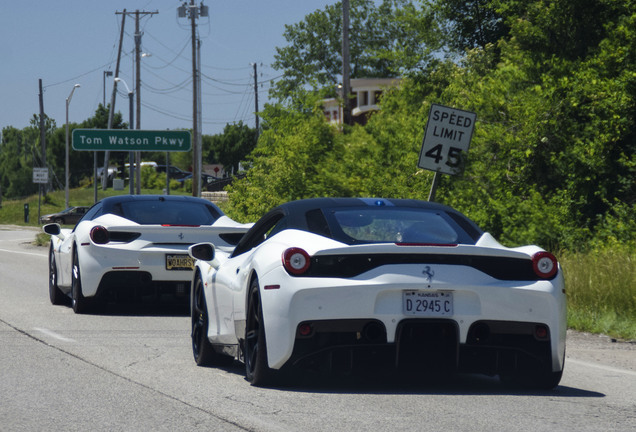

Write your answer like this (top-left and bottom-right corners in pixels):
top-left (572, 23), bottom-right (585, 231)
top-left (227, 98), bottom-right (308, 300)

top-left (109, 200), bottom-right (221, 225)
top-left (322, 207), bottom-right (476, 245)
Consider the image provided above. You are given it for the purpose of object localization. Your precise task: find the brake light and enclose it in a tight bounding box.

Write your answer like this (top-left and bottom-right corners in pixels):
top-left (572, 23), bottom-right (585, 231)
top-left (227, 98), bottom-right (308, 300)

top-left (161, 224), bottom-right (200, 227)
top-left (90, 226), bottom-right (110, 244)
top-left (535, 325), bottom-right (549, 339)
top-left (532, 251), bottom-right (558, 279)
top-left (282, 248), bottom-right (311, 275)
top-left (396, 243), bottom-right (457, 247)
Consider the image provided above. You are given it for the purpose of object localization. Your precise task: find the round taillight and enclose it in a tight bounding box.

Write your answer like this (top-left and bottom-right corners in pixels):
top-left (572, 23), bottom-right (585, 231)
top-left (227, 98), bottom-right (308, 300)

top-left (532, 251), bottom-right (558, 279)
top-left (298, 323), bottom-right (313, 336)
top-left (535, 325), bottom-right (549, 339)
top-left (90, 226), bottom-right (110, 245)
top-left (282, 248), bottom-right (311, 275)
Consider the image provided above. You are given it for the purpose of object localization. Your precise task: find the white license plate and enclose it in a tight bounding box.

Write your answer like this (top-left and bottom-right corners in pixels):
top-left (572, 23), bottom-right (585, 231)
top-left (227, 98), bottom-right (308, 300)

top-left (166, 254), bottom-right (195, 270)
top-left (403, 291), bottom-right (453, 316)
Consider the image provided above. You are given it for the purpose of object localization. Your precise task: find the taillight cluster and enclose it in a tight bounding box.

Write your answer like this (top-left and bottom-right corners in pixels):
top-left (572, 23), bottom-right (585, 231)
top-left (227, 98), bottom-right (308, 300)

top-left (282, 248), bottom-right (310, 275)
top-left (532, 251), bottom-right (558, 279)
top-left (90, 226), bottom-right (110, 244)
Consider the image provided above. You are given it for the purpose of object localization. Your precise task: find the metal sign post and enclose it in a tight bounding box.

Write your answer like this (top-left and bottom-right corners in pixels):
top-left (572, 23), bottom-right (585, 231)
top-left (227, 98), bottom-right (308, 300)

top-left (33, 168), bottom-right (49, 223)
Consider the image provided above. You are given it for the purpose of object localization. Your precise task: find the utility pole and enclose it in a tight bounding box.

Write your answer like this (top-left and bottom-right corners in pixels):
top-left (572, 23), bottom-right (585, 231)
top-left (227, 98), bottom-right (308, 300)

top-left (197, 37), bottom-right (202, 196)
top-left (135, 15), bottom-right (142, 196)
top-left (253, 63), bottom-right (259, 135)
top-left (179, 1), bottom-right (207, 197)
top-left (190, 0), bottom-right (199, 197)
top-left (103, 10), bottom-right (127, 193)
top-left (105, 9), bottom-right (157, 196)
top-left (134, 10), bottom-right (158, 194)
top-left (38, 79), bottom-right (46, 183)
top-left (342, 0), bottom-right (352, 127)
top-left (38, 79), bottom-right (46, 222)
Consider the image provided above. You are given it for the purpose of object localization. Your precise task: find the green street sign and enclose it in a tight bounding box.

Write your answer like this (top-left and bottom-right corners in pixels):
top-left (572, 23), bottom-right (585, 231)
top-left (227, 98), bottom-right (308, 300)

top-left (72, 129), bottom-right (191, 152)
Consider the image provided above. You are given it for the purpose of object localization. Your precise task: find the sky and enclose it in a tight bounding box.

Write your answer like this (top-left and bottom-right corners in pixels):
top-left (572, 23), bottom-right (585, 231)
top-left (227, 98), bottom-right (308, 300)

top-left (0, 0), bottom-right (338, 137)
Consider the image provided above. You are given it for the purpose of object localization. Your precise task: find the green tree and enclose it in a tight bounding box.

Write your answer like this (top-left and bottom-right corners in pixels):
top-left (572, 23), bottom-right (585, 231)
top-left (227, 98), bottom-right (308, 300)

top-left (225, 97), bottom-right (338, 221)
top-left (0, 125), bottom-right (40, 198)
top-left (206, 121), bottom-right (257, 174)
top-left (428, 0), bottom-right (636, 249)
top-left (430, 0), bottom-right (507, 54)
top-left (271, 0), bottom-right (427, 102)
top-left (227, 0), bottom-right (636, 252)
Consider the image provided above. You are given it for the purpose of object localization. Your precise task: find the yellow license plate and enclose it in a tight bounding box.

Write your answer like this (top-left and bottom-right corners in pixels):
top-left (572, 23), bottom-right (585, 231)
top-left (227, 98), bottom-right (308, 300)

top-left (166, 254), bottom-right (195, 270)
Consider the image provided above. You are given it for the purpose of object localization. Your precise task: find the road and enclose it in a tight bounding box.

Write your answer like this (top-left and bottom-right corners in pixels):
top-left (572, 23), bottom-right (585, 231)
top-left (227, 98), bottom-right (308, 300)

top-left (1, 226), bottom-right (634, 431)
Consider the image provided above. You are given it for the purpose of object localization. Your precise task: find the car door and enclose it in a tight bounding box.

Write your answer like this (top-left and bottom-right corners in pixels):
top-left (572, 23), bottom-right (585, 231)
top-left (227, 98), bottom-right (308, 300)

top-left (55, 231), bottom-right (76, 288)
top-left (210, 210), bottom-right (287, 341)
top-left (57, 203), bottom-right (101, 287)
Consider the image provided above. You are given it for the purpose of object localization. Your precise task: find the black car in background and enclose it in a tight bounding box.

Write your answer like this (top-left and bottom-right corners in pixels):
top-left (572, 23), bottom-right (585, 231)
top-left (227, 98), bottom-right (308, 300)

top-left (155, 165), bottom-right (191, 180)
top-left (40, 206), bottom-right (89, 225)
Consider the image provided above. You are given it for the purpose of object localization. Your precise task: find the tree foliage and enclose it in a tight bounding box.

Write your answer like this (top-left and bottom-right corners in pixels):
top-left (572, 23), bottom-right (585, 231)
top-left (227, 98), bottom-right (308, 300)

top-left (431, 0), bottom-right (508, 53)
top-left (205, 121), bottom-right (258, 174)
top-left (271, 0), bottom-right (430, 102)
top-left (225, 0), bottom-right (636, 251)
top-left (0, 104), bottom-right (124, 199)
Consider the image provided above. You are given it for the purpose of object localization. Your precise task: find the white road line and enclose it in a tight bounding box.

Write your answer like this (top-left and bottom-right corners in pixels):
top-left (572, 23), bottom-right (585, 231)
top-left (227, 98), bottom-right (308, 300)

top-left (0, 248), bottom-right (47, 258)
top-left (568, 358), bottom-right (636, 377)
top-left (33, 327), bottom-right (76, 343)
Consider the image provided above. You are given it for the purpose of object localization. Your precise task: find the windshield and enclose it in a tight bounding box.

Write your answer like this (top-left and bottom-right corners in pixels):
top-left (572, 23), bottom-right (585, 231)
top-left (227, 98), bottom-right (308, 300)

top-left (110, 200), bottom-right (221, 225)
top-left (325, 207), bottom-right (473, 245)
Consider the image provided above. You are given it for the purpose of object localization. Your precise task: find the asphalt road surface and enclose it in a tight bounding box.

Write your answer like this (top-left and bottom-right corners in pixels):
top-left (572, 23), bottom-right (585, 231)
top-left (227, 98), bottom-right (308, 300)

top-left (1, 226), bottom-right (634, 431)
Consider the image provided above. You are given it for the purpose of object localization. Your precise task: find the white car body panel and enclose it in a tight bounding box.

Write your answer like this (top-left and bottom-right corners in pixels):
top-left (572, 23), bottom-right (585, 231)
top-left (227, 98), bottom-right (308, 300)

top-left (47, 196), bottom-right (251, 303)
top-left (196, 229), bottom-right (566, 371)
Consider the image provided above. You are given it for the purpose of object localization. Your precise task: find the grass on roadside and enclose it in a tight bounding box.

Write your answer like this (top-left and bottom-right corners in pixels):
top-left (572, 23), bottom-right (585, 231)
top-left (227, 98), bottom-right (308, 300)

top-left (560, 249), bottom-right (636, 340)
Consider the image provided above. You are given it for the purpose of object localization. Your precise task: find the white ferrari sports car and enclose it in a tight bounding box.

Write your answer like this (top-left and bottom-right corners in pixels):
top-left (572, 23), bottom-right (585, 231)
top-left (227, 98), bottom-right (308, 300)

top-left (188, 198), bottom-right (566, 389)
top-left (44, 195), bottom-right (251, 313)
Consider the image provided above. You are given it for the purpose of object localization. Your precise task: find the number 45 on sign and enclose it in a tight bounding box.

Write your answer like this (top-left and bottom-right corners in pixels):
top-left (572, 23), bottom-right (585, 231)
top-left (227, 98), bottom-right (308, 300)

top-left (418, 104), bottom-right (476, 176)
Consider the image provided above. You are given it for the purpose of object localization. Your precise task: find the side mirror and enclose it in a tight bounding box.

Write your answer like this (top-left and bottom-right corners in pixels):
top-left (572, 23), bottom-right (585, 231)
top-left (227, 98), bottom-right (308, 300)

top-left (43, 223), bottom-right (64, 239)
top-left (188, 243), bottom-right (218, 267)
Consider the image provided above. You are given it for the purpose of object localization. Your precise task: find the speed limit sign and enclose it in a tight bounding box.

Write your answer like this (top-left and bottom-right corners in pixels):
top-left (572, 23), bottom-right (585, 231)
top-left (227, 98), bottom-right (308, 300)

top-left (418, 104), bottom-right (476, 176)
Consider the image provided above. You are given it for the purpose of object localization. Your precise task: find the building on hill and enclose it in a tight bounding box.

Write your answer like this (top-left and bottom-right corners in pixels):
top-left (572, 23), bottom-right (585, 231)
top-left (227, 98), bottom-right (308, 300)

top-left (322, 78), bottom-right (401, 126)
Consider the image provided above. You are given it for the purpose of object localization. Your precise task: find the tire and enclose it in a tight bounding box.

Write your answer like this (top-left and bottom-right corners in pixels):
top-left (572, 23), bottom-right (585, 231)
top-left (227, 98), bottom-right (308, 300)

top-left (54, 217), bottom-right (64, 225)
top-left (244, 277), bottom-right (277, 386)
top-left (48, 244), bottom-right (65, 305)
top-left (191, 271), bottom-right (233, 366)
top-left (71, 248), bottom-right (90, 314)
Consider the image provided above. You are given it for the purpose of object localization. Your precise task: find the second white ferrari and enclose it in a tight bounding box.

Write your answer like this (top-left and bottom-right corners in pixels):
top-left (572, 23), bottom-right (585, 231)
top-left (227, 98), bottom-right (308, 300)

top-left (44, 194), bottom-right (251, 313)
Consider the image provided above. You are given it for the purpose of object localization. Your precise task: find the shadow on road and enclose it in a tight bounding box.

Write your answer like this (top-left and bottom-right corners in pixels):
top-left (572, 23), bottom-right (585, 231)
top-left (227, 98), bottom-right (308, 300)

top-left (209, 361), bottom-right (605, 398)
top-left (54, 295), bottom-right (190, 317)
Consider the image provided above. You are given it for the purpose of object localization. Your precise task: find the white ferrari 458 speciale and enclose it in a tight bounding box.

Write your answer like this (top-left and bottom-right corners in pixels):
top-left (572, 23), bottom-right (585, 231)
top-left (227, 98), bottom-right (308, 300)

top-left (44, 194), bottom-right (251, 313)
top-left (188, 197), bottom-right (566, 389)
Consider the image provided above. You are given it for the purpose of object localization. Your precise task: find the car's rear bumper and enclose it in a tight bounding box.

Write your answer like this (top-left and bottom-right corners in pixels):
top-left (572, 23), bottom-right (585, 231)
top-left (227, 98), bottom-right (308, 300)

top-left (78, 244), bottom-right (195, 297)
top-left (288, 318), bottom-right (557, 379)
top-left (259, 265), bottom-right (566, 374)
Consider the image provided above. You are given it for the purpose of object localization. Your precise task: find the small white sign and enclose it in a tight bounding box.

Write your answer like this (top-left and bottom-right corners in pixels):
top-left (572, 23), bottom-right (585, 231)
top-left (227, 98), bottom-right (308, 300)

top-left (32, 168), bottom-right (49, 184)
top-left (418, 104), bottom-right (476, 176)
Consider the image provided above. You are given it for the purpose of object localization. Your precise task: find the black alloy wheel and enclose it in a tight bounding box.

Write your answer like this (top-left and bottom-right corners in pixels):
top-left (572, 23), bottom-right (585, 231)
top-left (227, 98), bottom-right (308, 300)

top-left (244, 277), bottom-right (277, 386)
top-left (71, 248), bottom-right (89, 314)
top-left (48, 244), bottom-right (65, 305)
